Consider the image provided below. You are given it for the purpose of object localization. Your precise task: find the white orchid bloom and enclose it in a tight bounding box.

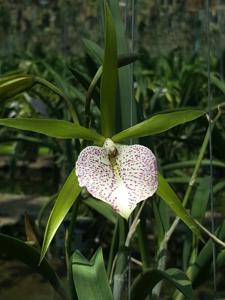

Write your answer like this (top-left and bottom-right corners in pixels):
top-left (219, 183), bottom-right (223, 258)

top-left (75, 138), bottom-right (158, 219)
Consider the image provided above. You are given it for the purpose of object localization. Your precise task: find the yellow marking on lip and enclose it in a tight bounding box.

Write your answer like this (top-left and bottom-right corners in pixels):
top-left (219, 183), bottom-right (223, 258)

top-left (109, 156), bottom-right (121, 177)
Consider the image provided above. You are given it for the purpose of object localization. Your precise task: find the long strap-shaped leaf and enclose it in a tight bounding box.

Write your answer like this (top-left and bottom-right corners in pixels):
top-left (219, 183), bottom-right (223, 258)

top-left (156, 173), bottom-right (201, 238)
top-left (72, 248), bottom-right (113, 300)
top-left (131, 268), bottom-right (193, 300)
top-left (40, 168), bottom-right (81, 262)
top-left (100, 0), bottom-right (118, 137)
top-left (0, 75), bottom-right (35, 100)
top-left (112, 110), bottom-right (205, 142)
top-left (0, 118), bottom-right (105, 144)
top-left (0, 233), bottom-right (68, 300)
top-left (109, 0), bottom-right (137, 131)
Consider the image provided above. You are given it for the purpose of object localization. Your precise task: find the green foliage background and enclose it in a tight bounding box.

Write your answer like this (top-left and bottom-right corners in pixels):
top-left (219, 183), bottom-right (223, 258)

top-left (1, 1), bottom-right (225, 300)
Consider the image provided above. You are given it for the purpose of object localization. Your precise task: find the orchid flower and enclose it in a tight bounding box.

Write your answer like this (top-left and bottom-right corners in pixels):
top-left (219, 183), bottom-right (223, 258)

top-left (76, 138), bottom-right (158, 219)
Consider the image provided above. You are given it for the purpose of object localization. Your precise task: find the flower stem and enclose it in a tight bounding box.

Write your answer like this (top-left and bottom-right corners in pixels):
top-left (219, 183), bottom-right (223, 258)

top-left (125, 200), bottom-right (146, 247)
top-left (107, 218), bottom-right (119, 277)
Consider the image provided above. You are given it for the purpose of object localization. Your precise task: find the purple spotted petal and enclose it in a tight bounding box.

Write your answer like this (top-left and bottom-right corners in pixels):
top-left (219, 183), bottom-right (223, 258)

top-left (75, 142), bottom-right (157, 219)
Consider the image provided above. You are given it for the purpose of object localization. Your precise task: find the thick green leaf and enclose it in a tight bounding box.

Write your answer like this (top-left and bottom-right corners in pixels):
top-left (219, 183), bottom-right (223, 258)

top-left (131, 268), bottom-right (193, 300)
top-left (72, 248), bottom-right (113, 300)
top-left (84, 197), bottom-right (117, 224)
top-left (100, 0), bottom-right (118, 137)
top-left (40, 168), bottom-right (81, 262)
top-left (0, 75), bottom-right (35, 100)
top-left (112, 110), bottom-right (205, 142)
top-left (0, 118), bottom-right (105, 144)
top-left (156, 173), bottom-right (200, 238)
top-left (0, 233), bottom-right (68, 300)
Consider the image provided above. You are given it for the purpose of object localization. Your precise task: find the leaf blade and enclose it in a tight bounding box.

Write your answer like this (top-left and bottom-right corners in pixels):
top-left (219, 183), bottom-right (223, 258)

top-left (100, 0), bottom-right (118, 137)
top-left (0, 118), bottom-right (105, 144)
top-left (156, 173), bottom-right (201, 238)
top-left (40, 168), bottom-right (81, 262)
top-left (83, 197), bottom-right (117, 224)
top-left (0, 75), bottom-right (35, 100)
top-left (0, 233), bottom-right (68, 300)
top-left (109, 0), bottom-right (137, 131)
top-left (131, 268), bottom-right (193, 300)
top-left (72, 248), bottom-right (113, 300)
top-left (112, 110), bottom-right (205, 142)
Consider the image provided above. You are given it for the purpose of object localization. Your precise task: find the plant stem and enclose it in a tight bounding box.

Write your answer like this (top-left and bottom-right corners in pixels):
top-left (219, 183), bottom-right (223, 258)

top-left (194, 219), bottom-right (225, 248)
top-left (85, 66), bottom-right (102, 127)
top-left (107, 218), bottom-right (119, 277)
top-left (155, 110), bottom-right (223, 299)
top-left (84, 54), bottom-right (138, 128)
top-left (125, 200), bottom-right (146, 247)
top-left (164, 109), bottom-right (222, 245)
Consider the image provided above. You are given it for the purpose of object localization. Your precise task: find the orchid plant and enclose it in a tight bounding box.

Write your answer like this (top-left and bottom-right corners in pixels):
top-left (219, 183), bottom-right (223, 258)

top-left (0, 1), bottom-right (209, 299)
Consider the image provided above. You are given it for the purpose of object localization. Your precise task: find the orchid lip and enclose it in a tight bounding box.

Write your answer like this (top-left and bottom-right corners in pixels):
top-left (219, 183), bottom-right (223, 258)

top-left (75, 139), bottom-right (158, 219)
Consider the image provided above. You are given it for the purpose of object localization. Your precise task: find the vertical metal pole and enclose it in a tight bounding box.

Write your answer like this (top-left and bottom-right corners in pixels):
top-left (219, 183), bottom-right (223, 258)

top-left (206, 0), bottom-right (217, 296)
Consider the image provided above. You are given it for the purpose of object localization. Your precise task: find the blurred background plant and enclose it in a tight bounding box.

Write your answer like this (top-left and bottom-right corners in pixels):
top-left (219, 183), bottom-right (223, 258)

top-left (1, 1), bottom-right (225, 300)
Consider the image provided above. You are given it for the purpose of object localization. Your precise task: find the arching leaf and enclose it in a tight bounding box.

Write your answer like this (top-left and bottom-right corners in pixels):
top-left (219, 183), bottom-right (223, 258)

top-left (0, 118), bottom-right (104, 144)
top-left (40, 168), bottom-right (81, 263)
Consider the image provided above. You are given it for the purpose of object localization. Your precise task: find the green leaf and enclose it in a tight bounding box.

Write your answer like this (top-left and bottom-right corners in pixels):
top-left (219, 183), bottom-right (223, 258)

top-left (82, 38), bottom-right (104, 65)
top-left (72, 248), bottom-right (113, 300)
top-left (83, 197), bottom-right (117, 224)
top-left (156, 173), bottom-right (201, 238)
top-left (131, 268), bottom-right (193, 300)
top-left (153, 199), bottom-right (170, 245)
top-left (109, 0), bottom-right (137, 131)
top-left (85, 53), bottom-right (138, 115)
top-left (188, 220), bottom-right (225, 287)
top-left (100, 0), bottom-right (118, 137)
top-left (112, 110), bottom-right (205, 142)
top-left (0, 72), bottom-right (26, 84)
top-left (137, 218), bottom-right (151, 270)
top-left (36, 76), bottom-right (80, 124)
top-left (0, 233), bottom-right (68, 300)
top-left (163, 159), bottom-right (225, 171)
top-left (191, 176), bottom-right (210, 223)
top-left (0, 75), bottom-right (35, 100)
top-left (40, 168), bottom-right (81, 262)
top-left (113, 247), bottom-right (129, 300)
top-left (70, 66), bottom-right (101, 110)
top-left (0, 118), bottom-right (105, 144)
top-left (207, 72), bottom-right (225, 94)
